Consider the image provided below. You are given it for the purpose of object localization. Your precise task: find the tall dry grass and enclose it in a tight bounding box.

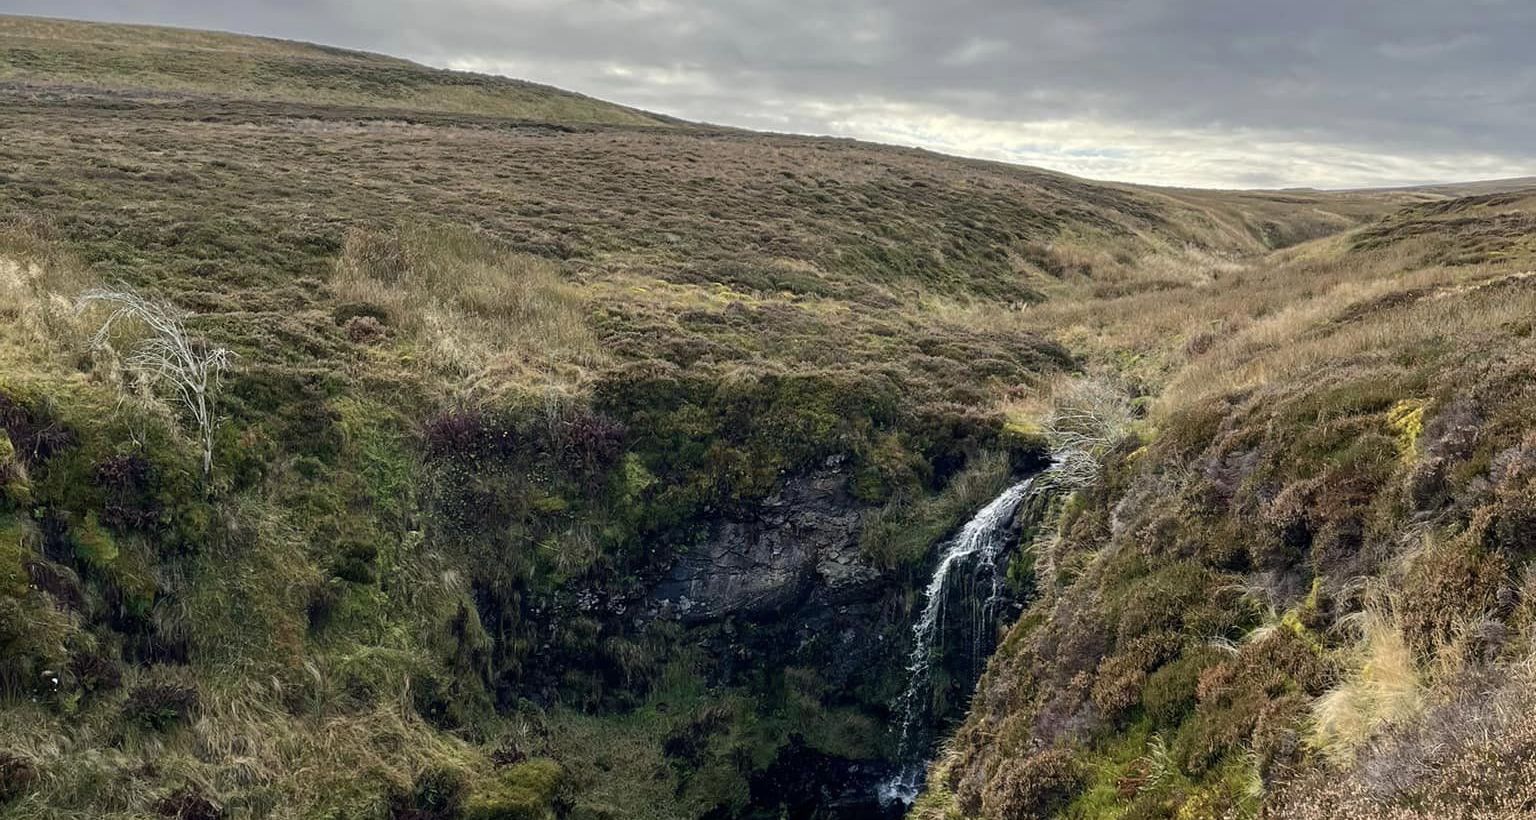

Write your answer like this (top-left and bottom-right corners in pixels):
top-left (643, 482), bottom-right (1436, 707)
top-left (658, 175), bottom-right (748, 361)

top-left (334, 225), bottom-right (605, 395)
top-left (0, 224), bottom-right (92, 364)
top-left (985, 223), bottom-right (1531, 417)
top-left (0, 677), bottom-right (486, 819)
top-left (1161, 258), bottom-right (1536, 410)
top-left (1281, 651), bottom-right (1536, 820)
top-left (1309, 604), bottom-right (1424, 764)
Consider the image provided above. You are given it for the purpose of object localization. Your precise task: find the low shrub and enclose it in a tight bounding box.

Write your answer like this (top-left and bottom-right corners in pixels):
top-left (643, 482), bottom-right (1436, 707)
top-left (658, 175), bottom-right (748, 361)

top-left (71, 511), bottom-right (119, 566)
top-left (1142, 647), bottom-right (1225, 727)
top-left (1177, 628), bottom-right (1329, 775)
top-left (68, 648), bottom-right (124, 697)
top-left (94, 452), bottom-right (160, 530)
top-left (0, 386), bottom-right (73, 470)
top-left (155, 785), bottom-right (222, 820)
top-left (343, 314), bottom-right (388, 344)
top-left (982, 748), bottom-right (1086, 819)
top-left (1399, 535), bottom-right (1509, 658)
top-left (1091, 633), bottom-right (1183, 719)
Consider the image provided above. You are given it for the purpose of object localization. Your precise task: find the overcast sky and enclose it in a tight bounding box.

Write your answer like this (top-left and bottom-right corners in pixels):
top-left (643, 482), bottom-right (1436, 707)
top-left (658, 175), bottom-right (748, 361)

top-left (9, 0), bottom-right (1536, 188)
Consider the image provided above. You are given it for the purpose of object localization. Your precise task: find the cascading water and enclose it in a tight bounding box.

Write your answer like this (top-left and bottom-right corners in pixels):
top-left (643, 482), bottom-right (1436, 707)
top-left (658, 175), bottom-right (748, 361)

top-left (877, 468), bottom-right (1062, 808)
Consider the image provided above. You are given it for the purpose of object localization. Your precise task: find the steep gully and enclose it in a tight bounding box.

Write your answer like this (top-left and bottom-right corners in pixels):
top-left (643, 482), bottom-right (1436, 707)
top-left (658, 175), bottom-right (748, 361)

top-left (648, 457), bottom-right (943, 816)
top-left (879, 464), bottom-right (1065, 809)
top-left (646, 453), bottom-right (1067, 815)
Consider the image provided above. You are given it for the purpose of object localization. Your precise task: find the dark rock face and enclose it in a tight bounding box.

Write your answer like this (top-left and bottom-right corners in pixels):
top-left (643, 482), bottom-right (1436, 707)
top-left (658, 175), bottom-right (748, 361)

top-left (646, 461), bottom-right (1029, 816)
top-left (654, 462), bottom-right (880, 623)
top-left (746, 740), bottom-right (908, 820)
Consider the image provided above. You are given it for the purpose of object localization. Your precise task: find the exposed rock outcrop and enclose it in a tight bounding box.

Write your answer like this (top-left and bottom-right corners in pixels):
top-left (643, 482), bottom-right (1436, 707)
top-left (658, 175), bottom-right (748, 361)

top-left (653, 459), bottom-right (880, 623)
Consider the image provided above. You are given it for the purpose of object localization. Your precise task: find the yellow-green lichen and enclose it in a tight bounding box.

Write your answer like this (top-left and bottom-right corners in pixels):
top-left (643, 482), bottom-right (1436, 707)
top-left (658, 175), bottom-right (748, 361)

top-left (1386, 399), bottom-right (1426, 463)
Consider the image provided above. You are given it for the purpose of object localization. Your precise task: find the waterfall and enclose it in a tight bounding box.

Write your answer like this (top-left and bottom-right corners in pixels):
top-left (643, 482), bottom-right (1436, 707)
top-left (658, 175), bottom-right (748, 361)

top-left (877, 468), bottom-right (1061, 808)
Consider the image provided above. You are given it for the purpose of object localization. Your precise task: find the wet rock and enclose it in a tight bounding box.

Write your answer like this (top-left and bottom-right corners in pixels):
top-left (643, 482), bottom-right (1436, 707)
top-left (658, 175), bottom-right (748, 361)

top-left (654, 466), bottom-right (876, 623)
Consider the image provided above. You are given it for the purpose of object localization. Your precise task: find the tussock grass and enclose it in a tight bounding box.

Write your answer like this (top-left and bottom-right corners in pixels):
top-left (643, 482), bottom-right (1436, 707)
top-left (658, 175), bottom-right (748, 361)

top-left (929, 191), bottom-right (1536, 818)
top-left (10, 16), bottom-right (1536, 818)
top-left (1161, 252), bottom-right (1536, 410)
top-left (1279, 654), bottom-right (1536, 819)
top-left (908, 746), bottom-right (964, 820)
top-left (1309, 605), bottom-right (1424, 764)
top-left (0, 680), bottom-right (485, 818)
top-left (334, 225), bottom-right (605, 394)
top-left (0, 224), bottom-right (92, 365)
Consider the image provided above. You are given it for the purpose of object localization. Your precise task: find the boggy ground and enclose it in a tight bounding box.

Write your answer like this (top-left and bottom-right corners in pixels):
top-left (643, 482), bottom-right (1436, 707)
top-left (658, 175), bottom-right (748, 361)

top-left (1, 13), bottom-right (1520, 820)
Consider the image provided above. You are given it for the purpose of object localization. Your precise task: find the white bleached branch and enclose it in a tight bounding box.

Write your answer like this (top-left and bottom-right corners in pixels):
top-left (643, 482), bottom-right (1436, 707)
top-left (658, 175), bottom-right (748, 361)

top-left (78, 288), bottom-right (235, 480)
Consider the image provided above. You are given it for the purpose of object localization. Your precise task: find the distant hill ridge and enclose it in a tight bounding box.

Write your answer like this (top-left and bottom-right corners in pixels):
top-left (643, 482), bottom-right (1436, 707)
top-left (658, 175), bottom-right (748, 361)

top-left (0, 14), bottom-right (674, 126)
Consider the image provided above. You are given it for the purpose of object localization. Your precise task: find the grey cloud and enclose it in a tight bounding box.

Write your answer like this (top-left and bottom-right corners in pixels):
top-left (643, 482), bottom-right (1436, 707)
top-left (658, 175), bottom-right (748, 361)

top-left (6, 0), bottom-right (1535, 187)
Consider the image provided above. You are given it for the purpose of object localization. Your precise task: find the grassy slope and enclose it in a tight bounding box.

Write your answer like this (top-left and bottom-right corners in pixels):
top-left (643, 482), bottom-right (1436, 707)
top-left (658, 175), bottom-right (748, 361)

top-left (922, 185), bottom-right (1536, 818)
top-left (0, 15), bottom-right (671, 126)
top-left (2, 13), bottom-right (1516, 820)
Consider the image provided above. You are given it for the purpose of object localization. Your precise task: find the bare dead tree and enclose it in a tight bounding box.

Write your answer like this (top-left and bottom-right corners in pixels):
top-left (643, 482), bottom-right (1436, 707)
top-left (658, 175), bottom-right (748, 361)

top-left (78, 288), bottom-right (235, 480)
top-left (1041, 377), bottom-right (1133, 490)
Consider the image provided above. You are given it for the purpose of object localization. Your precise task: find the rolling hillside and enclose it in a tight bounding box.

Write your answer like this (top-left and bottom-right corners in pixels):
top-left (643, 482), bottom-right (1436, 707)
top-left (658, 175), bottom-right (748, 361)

top-left (0, 14), bottom-right (671, 125)
top-left (4, 14), bottom-right (1536, 820)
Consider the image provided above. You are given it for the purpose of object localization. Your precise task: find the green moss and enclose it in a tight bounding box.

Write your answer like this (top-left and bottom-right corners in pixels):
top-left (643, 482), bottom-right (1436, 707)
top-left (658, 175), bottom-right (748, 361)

top-left (1066, 720), bottom-right (1159, 820)
top-left (333, 395), bottom-right (417, 527)
top-left (1000, 418), bottom-right (1051, 468)
top-left (0, 433), bottom-right (29, 509)
top-left (850, 431), bottom-right (924, 504)
top-left (0, 516), bottom-right (32, 598)
top-left (860, 450), bottom-right (1012, 569)
top-left (392, 764), bottom-right (471, 819)
top-left (5, 18), bottom-right (1485, 817)
top-left (595, 367), bottom-right (909, 519)
top-left (72, 512), bottom-right (118, 566)
top-left (619, 453), bottom-right (657, 499)
top-left (1104, 560), bottom-right (1225, 645)
top-left (102, 533), bottom-right (158, 616)
top-left (1142, 648), bottom-right (1224, 727)
top-left (1171, 629), bottom-right (1327, 777)
top-left (529, 493), bottom-right (570, 515)
top-left (783, 667), bottom-right (886, 760)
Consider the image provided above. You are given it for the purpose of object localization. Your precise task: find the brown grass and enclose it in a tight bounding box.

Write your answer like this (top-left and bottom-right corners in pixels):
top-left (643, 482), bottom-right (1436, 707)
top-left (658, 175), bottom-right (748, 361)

top-left (333, 224), bottom-right (604, 395)
top-left (1279, 655), bottom-right (1536, 820)
top-left (0, 15), bottom-right (668, 126)
top-left (9, 16), bottom-right (1536, 820)
top-left (1309, 605), bottom-right (1424, 764)
top-left (0, 679), bottom-right (486, 819)
top-left (0, 223), bottom-right (93, 365)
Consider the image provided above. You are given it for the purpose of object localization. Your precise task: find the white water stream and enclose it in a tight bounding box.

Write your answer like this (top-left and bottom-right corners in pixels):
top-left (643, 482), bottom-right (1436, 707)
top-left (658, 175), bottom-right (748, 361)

top-left (877, 475), bottom-right (1045, 807)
